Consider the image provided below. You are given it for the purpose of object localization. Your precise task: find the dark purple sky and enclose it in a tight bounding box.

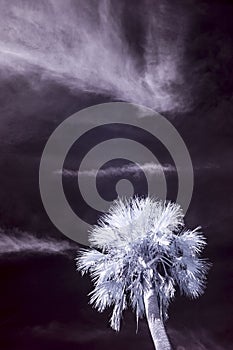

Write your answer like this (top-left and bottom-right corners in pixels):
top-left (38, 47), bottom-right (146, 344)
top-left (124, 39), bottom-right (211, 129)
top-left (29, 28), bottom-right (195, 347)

top-left (0, 0), bottom-right (233, 349)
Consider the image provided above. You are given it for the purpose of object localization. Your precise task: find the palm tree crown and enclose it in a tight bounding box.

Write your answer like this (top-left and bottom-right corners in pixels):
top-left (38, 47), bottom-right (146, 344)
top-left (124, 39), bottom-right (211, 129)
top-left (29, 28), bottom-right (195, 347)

top-left (76, 197), bottom-right (209, 332)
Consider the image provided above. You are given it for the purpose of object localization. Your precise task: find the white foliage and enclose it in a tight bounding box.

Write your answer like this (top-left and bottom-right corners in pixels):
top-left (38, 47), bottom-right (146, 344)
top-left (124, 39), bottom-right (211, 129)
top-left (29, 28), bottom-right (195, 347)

top-left (76, 197), bottom-right (210, 331)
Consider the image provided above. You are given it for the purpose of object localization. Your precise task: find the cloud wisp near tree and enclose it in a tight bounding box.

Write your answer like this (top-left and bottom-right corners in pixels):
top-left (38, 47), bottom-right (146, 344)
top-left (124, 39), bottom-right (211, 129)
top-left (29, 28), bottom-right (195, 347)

top-left (76, 197), bottom-right (210, 350)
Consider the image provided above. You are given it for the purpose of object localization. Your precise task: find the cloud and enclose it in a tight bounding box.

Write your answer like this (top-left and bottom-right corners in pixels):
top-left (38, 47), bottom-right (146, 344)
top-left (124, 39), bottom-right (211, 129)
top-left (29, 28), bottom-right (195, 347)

top-left (55, 162), bottom-right (175, 179)
top-left (22, 321), bottom-right (112, 344)
top-left (169, 328), bottom-right (229, 350)
top-left (0, 228), bottom-right (77, 255)
top-left (55, 161), bottom-right (220, 179)
top-left (18, 322), bottom-right (230, 349)
top-left (0, 0), bottom-right (194, 114)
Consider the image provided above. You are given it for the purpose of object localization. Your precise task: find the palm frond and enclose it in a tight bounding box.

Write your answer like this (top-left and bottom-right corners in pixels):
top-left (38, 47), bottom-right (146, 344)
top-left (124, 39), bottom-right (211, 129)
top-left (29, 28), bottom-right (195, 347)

top-left (76, 196), bottom-right (210, 331)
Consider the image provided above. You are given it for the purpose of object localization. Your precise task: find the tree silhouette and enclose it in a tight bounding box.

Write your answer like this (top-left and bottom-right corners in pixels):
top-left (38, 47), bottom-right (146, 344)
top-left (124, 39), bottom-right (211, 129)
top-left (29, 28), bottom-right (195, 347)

top-left (76, 197), bottom-right (210, 350)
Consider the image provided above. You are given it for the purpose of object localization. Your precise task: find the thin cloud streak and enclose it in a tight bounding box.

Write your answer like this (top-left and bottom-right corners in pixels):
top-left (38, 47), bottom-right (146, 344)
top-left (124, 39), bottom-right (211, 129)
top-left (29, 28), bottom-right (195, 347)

top-left (55, 162), bottom-right (219, 179)
top-left (0, 229), bottom-right (76, 255)
top-left (55, 162), bottom-right (174, 178)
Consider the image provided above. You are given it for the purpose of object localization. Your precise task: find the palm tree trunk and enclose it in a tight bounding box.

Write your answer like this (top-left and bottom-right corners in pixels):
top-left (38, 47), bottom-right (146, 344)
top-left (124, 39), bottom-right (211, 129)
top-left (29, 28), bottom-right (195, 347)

top-left (143, 288), bottom-right (172, 350)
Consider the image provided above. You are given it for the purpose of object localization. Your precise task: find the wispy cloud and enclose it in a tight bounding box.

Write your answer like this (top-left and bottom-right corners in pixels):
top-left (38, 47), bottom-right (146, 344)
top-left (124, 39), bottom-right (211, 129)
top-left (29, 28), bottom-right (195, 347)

top-left (55, 162), bottom-right (175, 179)
top-left (0, 0), bottom-right (193, 114)
top-left (18, 322), bottom-right (229, 349)
top-left (22, 321), bottom-right (112, 344)
top-left (55, 162), bottom-right (219, 179)
top-left (169, 328), bottom-right (229, 350)
top-left (0, 229), bottom-right (77, 255)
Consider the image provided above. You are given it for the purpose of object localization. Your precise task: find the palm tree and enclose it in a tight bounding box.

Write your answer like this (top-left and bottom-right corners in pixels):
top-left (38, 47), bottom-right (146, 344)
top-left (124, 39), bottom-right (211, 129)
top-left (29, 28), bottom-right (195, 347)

top-left (76, 197), bottom-right (210, 350)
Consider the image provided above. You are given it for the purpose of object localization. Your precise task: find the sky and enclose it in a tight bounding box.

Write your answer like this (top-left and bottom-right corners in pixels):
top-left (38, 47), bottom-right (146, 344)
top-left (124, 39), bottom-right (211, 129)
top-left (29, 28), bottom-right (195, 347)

top-left (0, 0), bottom-right (233, 349)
